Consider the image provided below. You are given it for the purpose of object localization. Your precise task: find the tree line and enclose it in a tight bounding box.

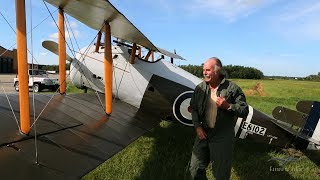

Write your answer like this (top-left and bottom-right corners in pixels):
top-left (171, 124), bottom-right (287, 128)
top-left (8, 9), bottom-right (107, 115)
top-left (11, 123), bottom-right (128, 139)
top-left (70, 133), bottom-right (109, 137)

top-left (305, 72), bottom-right (320, 81)
top-left (40, 63), bottom-right (318, 81)
top-left (179, 64), bottom-right (264, 79)
top-left (41, 63), bottom-right (70, 72)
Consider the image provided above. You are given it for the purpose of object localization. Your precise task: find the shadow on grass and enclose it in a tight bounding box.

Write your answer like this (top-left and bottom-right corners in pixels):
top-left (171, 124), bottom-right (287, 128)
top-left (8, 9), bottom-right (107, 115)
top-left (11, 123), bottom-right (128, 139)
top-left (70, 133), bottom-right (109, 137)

top-left (305, 150), bottom-right (320, 167)
top-left (135, 121), bottom-right (295, 180)
top-left (134, 121), bottom-right (194, 180)
top-left (232, 139), bottom-right (294, 180)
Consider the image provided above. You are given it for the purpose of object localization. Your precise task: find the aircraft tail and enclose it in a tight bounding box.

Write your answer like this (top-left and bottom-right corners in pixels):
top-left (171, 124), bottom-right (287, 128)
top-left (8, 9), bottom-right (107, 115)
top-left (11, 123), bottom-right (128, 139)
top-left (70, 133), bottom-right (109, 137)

top-left (272, 101), bottom-right (320, 150)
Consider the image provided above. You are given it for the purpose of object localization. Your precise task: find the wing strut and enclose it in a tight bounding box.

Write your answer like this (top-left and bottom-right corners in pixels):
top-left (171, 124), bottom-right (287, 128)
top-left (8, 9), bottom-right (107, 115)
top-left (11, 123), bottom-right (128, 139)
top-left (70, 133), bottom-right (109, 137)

top-left (144, 50), bottom-right (152, 61)
top-left (151, 51), bottom-right (154, 62)
top-left (129, 43), bottom-right (137, 64)
top-left (104, 22), bottom-right (112, 114)
top-left (95, 31), bottom-right (102, 53)
top-left (138, 46), bottom-right (141, 58)
top-left (16, 0), bottom-right (30, 134)
top-left (58, 8), bottom-right (66, 94)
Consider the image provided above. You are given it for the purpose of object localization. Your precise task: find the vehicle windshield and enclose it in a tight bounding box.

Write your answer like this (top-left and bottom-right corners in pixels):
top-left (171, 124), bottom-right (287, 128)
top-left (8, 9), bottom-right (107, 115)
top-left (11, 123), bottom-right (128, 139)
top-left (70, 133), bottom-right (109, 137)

top-left (29, 70), bottom-right (47, 76)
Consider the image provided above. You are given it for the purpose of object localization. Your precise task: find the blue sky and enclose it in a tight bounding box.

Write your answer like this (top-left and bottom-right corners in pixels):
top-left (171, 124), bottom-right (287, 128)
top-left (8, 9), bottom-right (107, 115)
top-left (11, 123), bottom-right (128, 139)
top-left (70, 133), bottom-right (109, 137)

top-left (1, 0), bottom-right (320, 77)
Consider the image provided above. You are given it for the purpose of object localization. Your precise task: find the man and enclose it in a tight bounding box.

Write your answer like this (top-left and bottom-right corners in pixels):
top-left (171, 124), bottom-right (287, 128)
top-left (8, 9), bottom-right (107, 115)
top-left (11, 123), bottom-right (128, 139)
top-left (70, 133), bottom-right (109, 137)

top-left (189, 57), bottom-right (249, 180)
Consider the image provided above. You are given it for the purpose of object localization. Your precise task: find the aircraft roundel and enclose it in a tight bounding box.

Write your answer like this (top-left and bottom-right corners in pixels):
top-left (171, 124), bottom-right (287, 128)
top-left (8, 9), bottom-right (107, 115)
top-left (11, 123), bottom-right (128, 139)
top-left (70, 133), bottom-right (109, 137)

top-left (173, 91), bottom-right (194, 126)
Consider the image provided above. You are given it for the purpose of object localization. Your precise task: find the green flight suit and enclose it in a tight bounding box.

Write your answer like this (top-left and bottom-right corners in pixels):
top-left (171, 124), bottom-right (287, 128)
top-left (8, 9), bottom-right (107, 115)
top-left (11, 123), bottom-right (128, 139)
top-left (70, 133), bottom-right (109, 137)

top-left (189, 79), bottom-right (248, 180)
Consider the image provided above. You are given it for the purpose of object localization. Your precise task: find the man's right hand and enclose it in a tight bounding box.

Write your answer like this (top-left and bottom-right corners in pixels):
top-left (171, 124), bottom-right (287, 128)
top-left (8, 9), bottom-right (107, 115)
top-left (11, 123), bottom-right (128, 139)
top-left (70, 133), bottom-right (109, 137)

top-left (196, 127), bottom-right (207, 140)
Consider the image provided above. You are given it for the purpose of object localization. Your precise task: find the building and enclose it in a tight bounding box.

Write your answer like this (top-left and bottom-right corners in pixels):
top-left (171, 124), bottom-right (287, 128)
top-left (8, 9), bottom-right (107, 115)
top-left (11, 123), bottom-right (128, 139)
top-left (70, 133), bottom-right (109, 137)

top-left (0, 46), bottom-right (46, 74)
top-left (0, 46), bottom-right (18, 73)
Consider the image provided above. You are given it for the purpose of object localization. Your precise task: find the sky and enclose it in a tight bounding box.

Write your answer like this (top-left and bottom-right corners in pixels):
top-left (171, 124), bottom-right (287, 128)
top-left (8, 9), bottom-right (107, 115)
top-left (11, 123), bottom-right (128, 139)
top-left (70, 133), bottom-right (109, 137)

top-left (1, 0), bottom-right (320, 77)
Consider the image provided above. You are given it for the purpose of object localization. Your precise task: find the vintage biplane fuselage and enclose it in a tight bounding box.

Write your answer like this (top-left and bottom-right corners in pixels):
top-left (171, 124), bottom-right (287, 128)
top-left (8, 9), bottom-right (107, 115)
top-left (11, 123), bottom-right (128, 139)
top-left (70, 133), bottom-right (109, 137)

top-left (69, 44), bottom-right (201, 126)
top-left (66, 43), bottom-right (320, 151)
top-left (1, 0), bottom-right (319, 179)
top-left (36, 0), bottom-right (320, 151)
top-left (71, 44), bottom-right (200, 107)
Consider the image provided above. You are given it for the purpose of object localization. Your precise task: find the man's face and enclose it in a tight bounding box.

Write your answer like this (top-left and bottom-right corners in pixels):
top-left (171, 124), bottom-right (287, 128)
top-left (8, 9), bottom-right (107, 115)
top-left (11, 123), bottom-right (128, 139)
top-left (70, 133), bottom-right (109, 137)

top-left (203, 60), bottom-right (219, 82)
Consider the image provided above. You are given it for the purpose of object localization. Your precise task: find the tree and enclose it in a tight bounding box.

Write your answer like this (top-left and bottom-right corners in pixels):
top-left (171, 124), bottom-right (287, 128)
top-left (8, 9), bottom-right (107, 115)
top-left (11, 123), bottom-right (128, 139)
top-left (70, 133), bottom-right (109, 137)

top-left (41, 63), bottom-right (70, 72)
top-left (179, 64), bottom-right (264, 79)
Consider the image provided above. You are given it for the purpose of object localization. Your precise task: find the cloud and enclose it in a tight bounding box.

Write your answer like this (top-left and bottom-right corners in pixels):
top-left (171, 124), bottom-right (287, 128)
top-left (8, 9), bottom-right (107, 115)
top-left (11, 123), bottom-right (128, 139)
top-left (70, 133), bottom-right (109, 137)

top-left (278, 2), bottom-right (320, 21)
top-left (279, 53), bottom-right (298, 57)
top-left (188, 0), bottom-right (269, 22)
top-left (68, 21), bottom-right (78, 28)
top-left (48, 18), bottom-right (81, 41)
top-left (48, 30), bottom-right (81, 40)
top-left (272, 1), bottom-right (320, 40)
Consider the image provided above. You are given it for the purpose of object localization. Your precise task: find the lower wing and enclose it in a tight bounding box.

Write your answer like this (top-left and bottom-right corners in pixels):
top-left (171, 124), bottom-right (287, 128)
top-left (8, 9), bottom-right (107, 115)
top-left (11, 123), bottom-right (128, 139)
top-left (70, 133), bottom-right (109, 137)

top-left (0, 93), bottom-right (160, 178)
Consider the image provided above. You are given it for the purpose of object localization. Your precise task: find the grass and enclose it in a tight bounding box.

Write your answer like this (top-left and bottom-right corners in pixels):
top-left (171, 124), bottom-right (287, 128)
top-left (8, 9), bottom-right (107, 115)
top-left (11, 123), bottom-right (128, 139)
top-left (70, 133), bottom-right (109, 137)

top-left (38, 82), bottom-right (93, 94)
top-left (66, 83), bottom-right (86, 93)
top-left (83, 79), bottom-right (320, 180)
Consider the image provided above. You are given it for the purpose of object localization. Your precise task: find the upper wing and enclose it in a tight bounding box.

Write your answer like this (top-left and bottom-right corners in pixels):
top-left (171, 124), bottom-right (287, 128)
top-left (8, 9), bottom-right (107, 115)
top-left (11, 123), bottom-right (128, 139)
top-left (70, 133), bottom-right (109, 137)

top-left (0, 93), bottom-right (160, 178)
top-left (44, 0), bottom-right (185, 60)
top-left (157, 47), bottom-right (185, 60)
top-left (44, 0), bottom-right (158, 52)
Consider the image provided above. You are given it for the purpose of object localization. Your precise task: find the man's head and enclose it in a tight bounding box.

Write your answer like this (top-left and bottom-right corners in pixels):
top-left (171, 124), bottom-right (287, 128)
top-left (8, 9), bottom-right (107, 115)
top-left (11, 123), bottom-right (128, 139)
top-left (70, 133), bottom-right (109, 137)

top-left (203, 57), bottom-right (223, 83)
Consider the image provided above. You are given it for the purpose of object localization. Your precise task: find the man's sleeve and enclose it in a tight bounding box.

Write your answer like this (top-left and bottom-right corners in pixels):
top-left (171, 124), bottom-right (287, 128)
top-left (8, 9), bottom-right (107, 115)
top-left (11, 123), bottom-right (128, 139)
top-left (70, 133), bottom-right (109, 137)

top-left (190, 87), bottom-right (201, 128)
top-left (228, 86), bottom-right (249, 118)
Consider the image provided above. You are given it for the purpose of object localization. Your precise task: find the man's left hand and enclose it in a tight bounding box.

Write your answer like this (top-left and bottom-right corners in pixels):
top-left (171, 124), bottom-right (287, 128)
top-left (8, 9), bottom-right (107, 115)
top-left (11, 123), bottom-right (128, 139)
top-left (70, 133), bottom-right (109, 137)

top-left (216, 96), bottom-right (230, 110)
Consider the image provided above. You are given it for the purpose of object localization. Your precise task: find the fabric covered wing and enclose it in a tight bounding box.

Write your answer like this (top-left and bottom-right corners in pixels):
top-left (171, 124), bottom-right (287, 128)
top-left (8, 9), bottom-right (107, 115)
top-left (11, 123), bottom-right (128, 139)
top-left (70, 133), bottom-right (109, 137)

top-left (0, 93), bottom-right (160, 178)
top-left (44, 0), bottom-right (158, 52)
top-left (157, 47), bottom-right (185, 60)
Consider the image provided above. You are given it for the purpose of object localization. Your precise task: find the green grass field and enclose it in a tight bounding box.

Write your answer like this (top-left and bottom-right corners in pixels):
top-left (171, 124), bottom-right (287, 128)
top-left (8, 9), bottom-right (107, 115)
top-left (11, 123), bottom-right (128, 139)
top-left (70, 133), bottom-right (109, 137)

top-left (83, 79), bottom-right (320, 180)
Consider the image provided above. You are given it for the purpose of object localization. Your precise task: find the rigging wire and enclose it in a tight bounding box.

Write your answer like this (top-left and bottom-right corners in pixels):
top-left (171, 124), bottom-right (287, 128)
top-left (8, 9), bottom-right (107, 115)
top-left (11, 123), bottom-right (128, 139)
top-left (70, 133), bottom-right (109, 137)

top-left (127, 65), bottom-right (143, 96)
top-left (0, 3), bottom-right (48, 134)
top-left (115, 58), bottom-right (129, 99)
top-left (64, 22), bottom-right (116, 112)
top-left (63, 22), bottom-right (106, 112)
top-left (65, 15), bottom-right (81, 52)
top-left (41, 0), bottom-right (101, 89)
top-left (30, 1), bottom-right (108, 127)
top-left (1, 86), bottom-right (20, 131)
top-left (111, 42), bottom-right (134, 101)
top-left (2, 2), bottom-right (109, 115)
top-left (1, 0), bottom-right (132, 129)
top-left (29, 0), bottom-right (39, 164)
top-left (0, 8), bottom-right (58, 58)
top-left (0, 11), bottom-right (16, 33)
top-left (64, 20), bottom-right (75, 55)
top-left (41, 3), bottom-right (93, 76)
top-left (111, 43), bottom-right (118, 101)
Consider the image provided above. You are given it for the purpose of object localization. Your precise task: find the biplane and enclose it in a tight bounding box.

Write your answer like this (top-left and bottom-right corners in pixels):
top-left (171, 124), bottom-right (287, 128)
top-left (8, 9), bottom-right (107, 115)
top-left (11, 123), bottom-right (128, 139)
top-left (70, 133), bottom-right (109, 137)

top-left (0, 0), bottom-right (319, 178)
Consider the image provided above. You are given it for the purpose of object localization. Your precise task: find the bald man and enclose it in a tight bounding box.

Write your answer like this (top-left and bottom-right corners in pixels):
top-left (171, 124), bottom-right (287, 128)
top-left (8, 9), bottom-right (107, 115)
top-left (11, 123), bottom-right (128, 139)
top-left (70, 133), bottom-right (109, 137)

top-left (189, 57), bottom-right (249, 180)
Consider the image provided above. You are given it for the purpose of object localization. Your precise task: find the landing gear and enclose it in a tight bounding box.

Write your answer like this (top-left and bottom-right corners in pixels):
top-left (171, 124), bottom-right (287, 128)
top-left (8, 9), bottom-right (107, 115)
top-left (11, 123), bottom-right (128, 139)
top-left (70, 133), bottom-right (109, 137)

top-left (83, 87), bottom-right (88, 93)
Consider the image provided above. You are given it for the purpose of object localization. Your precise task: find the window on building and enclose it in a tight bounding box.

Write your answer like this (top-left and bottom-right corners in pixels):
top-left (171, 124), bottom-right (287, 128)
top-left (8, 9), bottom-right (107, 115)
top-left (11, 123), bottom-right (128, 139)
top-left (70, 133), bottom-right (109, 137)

top-left (0, 57), bottom-right (13, 73)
